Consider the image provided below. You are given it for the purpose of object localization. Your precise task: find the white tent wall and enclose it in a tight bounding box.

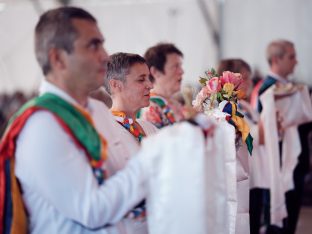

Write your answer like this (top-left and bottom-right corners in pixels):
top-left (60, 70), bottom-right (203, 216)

top-left (81, 0), bottom-right (218, 87)
top-left (0, 0), bottom-right (218, 94)
top-left (0, 0), bottom-right (311, 94)
top-left (0, 0), bottom-right (57, 94)
top-left (221, 0), bottom-right (312, 86)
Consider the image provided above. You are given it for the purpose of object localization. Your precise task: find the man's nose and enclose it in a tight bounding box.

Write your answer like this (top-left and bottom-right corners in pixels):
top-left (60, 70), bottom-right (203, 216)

top-left (99, 46), bottom-right (109, 62)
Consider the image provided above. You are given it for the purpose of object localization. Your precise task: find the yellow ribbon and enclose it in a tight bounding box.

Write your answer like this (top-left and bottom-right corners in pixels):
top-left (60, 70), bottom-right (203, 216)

top-left (230, 103), bottom-right (250, 142)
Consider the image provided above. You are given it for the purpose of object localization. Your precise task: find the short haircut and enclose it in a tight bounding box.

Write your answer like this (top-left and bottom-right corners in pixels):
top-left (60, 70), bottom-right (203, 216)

top-left (35, 7), bottom-right (97, 75)
top-left (266, 39), bottom-right (294, 65)
top-left (217, 58), bottom-right (251, 75)
top-left (144, 43), bottom-right (183, 82)
top-left (104, 52), bottom-right (146, 94)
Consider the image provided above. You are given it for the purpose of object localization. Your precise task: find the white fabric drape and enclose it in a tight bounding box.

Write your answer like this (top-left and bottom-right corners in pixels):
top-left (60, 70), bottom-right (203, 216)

top-left (259, 86), bottom-right (287, 227)
top-left (139, 120), bottom-right (237, 234)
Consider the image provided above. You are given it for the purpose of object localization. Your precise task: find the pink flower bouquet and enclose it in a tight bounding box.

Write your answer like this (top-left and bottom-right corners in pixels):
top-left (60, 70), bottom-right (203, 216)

top-left (193, 68), bottom-right (253, 154)
top-left (193, 68), bottom-right (245, 111)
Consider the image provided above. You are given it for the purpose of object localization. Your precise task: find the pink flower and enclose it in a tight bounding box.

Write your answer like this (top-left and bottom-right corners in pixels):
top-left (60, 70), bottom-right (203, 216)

top-left (206, 77), bottom-right (221, 93)
top-left (197, 88), bottom-right (209, 103)
top-left (192, 87), bottom-right (210, 111)
top-left (201, 85), bottom-right (210, 97)
top-left (220, 71), bottom-right (243, 88)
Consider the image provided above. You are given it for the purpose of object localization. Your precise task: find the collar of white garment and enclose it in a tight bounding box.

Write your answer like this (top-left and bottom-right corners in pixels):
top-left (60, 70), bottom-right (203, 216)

top-left (268, 71), bottom-right (289, 84)
top-left (39, 80), bottom-right (93, 113)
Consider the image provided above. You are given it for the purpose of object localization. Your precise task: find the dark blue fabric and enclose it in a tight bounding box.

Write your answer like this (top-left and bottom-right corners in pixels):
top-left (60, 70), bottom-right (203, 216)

top-left (257, 76), bottom-right (277, 113)
top-left (223, 102), bottom-right (233, 115)
top-left (236, 110), bottom-right (244, 118)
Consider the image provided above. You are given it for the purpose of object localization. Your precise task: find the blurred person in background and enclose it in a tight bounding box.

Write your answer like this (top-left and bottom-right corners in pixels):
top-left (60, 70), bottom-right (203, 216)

top-left (102, 52), bottom-right (159, 228)
top-left (217, 58), bottom-right (266, 234)
top-left (103, 52), bottom-right (158, 171)
top-left (139, 42), bottom-right (185, 128)
top-left (257, 39), bottom-right (312, 234)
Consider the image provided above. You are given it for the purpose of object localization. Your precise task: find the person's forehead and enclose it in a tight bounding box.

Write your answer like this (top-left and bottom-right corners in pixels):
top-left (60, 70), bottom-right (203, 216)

top-left (285, 45), bottom-right (295, 53)
top-left (127, 63), bottom-right (149, 75)
top-left (71, 18), bottom-right (104, 40)
top-left (241, 67), bottom-right (251, 74)
top-left (165, 53), bottom-right (182, 63)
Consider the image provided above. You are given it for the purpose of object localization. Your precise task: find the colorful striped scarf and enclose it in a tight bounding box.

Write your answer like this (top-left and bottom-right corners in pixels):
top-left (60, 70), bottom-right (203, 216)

top-left (0, 93), bottom-right (107, 234)
top-left (221, 101), bottom-right (253, 155)
top-left (111, 111), bottom-right (145, 142)
top-left (149, 94), bottom-right (177, 126)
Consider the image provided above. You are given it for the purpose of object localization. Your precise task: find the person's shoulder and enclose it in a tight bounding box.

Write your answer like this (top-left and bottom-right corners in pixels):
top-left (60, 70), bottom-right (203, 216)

top-left (140, 102), bottom-right (163, 117)
top-left (149, 97), bottom-right (167, 108)
top-left (169, 97), bottom-right (183, 106)
top-left (17, 109), bottom-right (65, 142)
top-left (89, 97), bottom-right (113, 119)
top-left (89, 97), bottom-right (109, 111)
top-left (259, 75), bottom-right (276, 95)
top-left (23, 109), bottom-right (58, 126)
top-left (148, 100), bottom-right (162, 107)
top-left (88, 98), bottom-right (121, 134)
top-left (88, 87), bottom-right (112, 108)
top-left (137, 119), bottom-right (159, 135)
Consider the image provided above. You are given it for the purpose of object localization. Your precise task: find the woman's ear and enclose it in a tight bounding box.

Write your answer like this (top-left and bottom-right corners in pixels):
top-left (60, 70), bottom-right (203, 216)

top-left (109, 79), bottom-right (123, 93)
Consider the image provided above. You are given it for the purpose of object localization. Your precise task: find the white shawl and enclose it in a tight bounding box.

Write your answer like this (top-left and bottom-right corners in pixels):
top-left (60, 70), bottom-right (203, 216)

top-left (139, 120), bottom-right (237, 234)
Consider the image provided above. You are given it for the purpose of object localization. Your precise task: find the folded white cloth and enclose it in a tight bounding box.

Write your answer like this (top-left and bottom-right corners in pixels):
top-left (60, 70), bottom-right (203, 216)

top-left (259, 84), bottom-right (312, 226)
top-left (275, 85), bottom-right (312, 128)
top-left (260, 86), bottom-right (287, 227)
top-left (139, 119), bottom-right (237, 234)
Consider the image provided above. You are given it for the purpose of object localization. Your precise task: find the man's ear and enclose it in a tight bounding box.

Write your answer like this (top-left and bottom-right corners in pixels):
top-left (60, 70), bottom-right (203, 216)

top-left (150, 66), bottom-right (162, 80)
top-left (109, 79), bottom-right (123, 93)
top-left (271, 55), bottom-right (280, 65)
top-left (49, 48), bottom-right (67, 71)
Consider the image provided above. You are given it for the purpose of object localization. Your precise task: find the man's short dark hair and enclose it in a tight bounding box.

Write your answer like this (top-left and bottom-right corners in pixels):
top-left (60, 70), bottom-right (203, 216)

top-left (144, 43), bottom-right (183, 82)
top-left (35, 7), bottom-right (97, 75)
top-left (104, 52), bottom-right (146, 94)
top-left (266, 39), bottom-right (294, 66)
top-left (217, 58), bottom-right (251, 75)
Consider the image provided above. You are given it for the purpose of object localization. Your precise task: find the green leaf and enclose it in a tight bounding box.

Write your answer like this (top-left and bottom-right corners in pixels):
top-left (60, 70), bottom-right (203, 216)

top-left (210, 68), bottom-right (219, 77)
top-left (217, 92), bottom-right (223, 101)
top-left (199, 77), bottom-right (207, 85)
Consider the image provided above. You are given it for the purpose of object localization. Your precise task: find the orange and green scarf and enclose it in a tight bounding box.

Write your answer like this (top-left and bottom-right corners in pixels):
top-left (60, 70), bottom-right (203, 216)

top-left (0, 93), bottom-right (107, 234)
top-left (111, 111), bottom-right (144, 142)
top-left (149, 94), bottom-right (176, 127)
top-left (111, 110), bottom-right (147, 219)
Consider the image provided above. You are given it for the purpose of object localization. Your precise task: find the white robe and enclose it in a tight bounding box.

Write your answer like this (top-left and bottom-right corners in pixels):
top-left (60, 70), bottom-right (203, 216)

top-left (238, 100), bottom-right (271, 190)
top-left (98, 114), bottom-right (157, 176)
top-left (138, 119), bottom-right (237, 234)
top-left (100, 117), bottom-right (158, 234)
top-left (259, 83), bottom-right (312, 226)
top-left (275, 85), bottom-right (312, 191)
top-left (236, 143), bottom-right (250, 234)
top-left (15, 81), bottom-right (149, 234)
top-left (259, 86), bottom-right (287, 227)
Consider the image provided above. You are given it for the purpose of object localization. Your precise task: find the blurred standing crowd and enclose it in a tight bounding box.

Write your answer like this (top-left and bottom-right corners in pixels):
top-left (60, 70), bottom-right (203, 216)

top-left (0, 6), bottom-right (312, 234)
top-left (0, 92), bottom-right (36, 137)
